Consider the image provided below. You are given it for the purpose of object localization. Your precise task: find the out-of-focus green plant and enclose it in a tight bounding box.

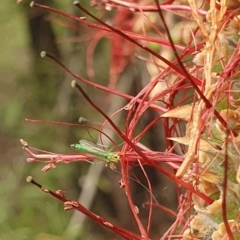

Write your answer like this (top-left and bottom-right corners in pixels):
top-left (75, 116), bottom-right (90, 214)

top-left (16, 0), bottom-right (240, 239)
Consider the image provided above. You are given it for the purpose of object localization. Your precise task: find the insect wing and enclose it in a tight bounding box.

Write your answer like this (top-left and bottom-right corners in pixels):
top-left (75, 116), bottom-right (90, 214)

top-left (79, 140), bottom-right (108, 156)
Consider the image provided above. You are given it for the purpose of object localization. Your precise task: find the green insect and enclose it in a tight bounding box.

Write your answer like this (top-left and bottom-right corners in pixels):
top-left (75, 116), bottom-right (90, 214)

top-left (71, 140), bottom-right (120, 163)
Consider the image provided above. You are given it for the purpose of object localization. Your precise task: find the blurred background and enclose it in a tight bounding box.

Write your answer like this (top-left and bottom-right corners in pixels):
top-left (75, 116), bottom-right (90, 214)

top-left (1, 1), bottom-right (177, 239)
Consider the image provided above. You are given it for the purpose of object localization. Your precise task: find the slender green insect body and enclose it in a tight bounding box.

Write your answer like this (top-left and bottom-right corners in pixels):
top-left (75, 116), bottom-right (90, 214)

top-left (71, 140), bottom-right (159, 203)
top-left (71, 140), bottom-right (119, 163)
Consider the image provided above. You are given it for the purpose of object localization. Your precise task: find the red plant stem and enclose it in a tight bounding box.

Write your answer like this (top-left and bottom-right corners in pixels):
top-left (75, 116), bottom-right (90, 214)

top-left (71, 80), bottom-right (213, 205)
top-left (25, 119), bottom-right (117, 144)
top-left (30, 2), bottom-right (185, 50)
top-left (30, 2), bottom-right (203, 86)
top-left (72, 80), bottom-right (177, 237)
top-left (31, 0), bottom-right (213, 201)
top-left (40, 51), bottom-right (166, 113)
top-left (121, 158), bottom-right (148, 237)
top-left (153, 0), bottom-right (237, 137)
top-left (134, 115), bottom-right (162, 142)
top-left (138, 160), bottom-right (153, 235)
top-left (126, 75), bottom-right (163, 141)
top-left (21, 139), bottom-right (94, 163)
top-left (21, 137), bottom-right (183, 165)
top-left (32, 0), bottom-right (237, 148)
top-left (144, 202), bottom-right (178, 219)
top-left (26, 176), bottom-right (146, 240)
top-left (74, 0), bottom-right (237, 138)
top-left (104, 1), bottom-right (207, 15)
top-left (38, 0), bottom-right (235, 135)
top-left (72, 1), bottom-right (201, 86)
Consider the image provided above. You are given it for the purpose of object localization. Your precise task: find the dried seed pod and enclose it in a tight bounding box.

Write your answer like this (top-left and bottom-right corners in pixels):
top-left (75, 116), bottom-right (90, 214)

top-left (212, 221), bottom-right (240, 240)
top-left (216, 33), bottom-right (229, 62)
top-left (193, 50), bottom-right (206, 67)
top-left (215, 109), bottom-right (240, 133)
top-left (224, 16), bottom-right (240, 36)
top-left (183, 214), bottom-right (218, 240)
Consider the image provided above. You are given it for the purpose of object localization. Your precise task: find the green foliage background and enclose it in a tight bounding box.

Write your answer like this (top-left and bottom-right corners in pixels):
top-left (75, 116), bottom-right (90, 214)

top-left (0, 1), bottom-right (112, 239)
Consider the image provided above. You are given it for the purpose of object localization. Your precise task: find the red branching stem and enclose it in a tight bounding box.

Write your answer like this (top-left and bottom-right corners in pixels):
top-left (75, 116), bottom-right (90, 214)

top-left (72, 80), bottom-right (213, 204)
top-left (125, 77), bottom-right (161, 142)
top-left (101, 1), bottom-right (207, 15)
top-left (121, 156), bottom-right (148, 237)
top-left (25, 119), bottom-right (118, 143)
top-left (41, 51), bottom-right (166, 113)
top-left (138, 160), bottom-right (153, 234)
top-left (121, 70), bottom-right (191, 122)
top-left (134, 115), bottom-right (162, 142)
top-left (30, 2), bottom-right (185, 50)
top-left (161, 211), bottom-right (190, 239)
top-left (73, 1), bottom-right (202, 86)
top-left (26, 176), bottom-right (146, 240)
top-left (21, 139), bottom-right (94, 163)
top-left (144, 202), bottom-right (178, 219)
top-left (119, 78), bottom-right (189, 144)
top-left (21, 138), bottom-right (182, 167)
top-left (153, 0), bottom-right (237, 135)
top-left (31, 1), bottom-right (234, 133)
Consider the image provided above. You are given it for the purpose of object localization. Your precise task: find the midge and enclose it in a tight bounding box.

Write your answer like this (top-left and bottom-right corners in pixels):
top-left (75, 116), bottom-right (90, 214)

top-left (71, 140), bottom-right (120, 163)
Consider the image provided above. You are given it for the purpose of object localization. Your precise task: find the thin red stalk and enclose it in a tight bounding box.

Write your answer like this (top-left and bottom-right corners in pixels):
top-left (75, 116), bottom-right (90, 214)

top-left (30, 2), bottom-right (185, 50)
top-left (41, 52), bottom-right (166, 113)
top-left (153, 0), bottom-right (236, 136)
top-left (72, 80), bottom-right (189, 237)
top-left (134, 115), bottom-right (162, 142)
top-left (25, 119), bottom-right (117, 144)
top-left (125, 75), bottom-right (162, 141)
top-left (72, 80), bottom-right (213, 204)
top-left (26, 177), bottom-right (146, 240)
top-left (85, 31), bottom-right (107, 79)
top-left (124, 96), bottom-right (150, 144)
top-left (127, 72), bottom-right (191, 117)
top-left (124, 77), bottom-right (189, 143)
top-left (123, 97), bottom-right (137, 145)
top-left (122, 74), bottom-right (161, 111)
top-left (121, 157), bottom-right (148, 237)
top-left (144, 202), bottom-right (178, 219)
top-left (163, 204), bottom-right (194, 240)
top-left (21, 139), bottom-right (94, 164)
top-left (124, 152), bottom-right (182, 165)
top-left (104, 1), bottom-right (207, 15)
top-left (72, 1), bottom-right (202, 86)
top-left (138, 159), bottom-right (153, 234)
top-left (31, 1), bottom-right (234, 134)
top-left (22, 137), bottom-right (182, 166)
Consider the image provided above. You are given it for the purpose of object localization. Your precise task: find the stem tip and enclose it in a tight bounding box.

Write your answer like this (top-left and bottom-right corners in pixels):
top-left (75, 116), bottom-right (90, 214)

top-left (73, 1), bottom-right (80, 6)
top-left (71, 80), bottom-right (76, 88)
top-left (20, 139), bottom-right (28, 147)
top-left (40, 51), bottom-right (46, 58)
top-left (26, 176), bottom-right (33, 183)
top-left (30, 1), bottom-right (35, 7)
